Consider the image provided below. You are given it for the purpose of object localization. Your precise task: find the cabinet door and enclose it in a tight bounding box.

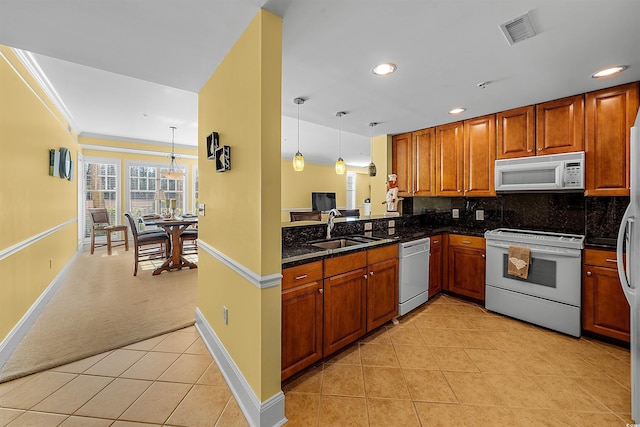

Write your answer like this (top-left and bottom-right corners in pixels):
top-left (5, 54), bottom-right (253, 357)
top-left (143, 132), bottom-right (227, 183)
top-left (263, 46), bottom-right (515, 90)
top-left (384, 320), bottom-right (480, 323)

top-left (323, 268), bottom-right (367, 356)
top-left (585, 82), bottom-right (639, 196)
top-left (282, 280), bottom-right (324, 380)
top-left (392, 133), bottom-right (413, 196)
top-left (367, 258), bottom-right (399, 331)
top-left (413, 128), bottom-right (436, 196)
top-left (536, 95), bottom-right (585, 155)
top-left (448, 239), bottom-right (486, 301)
top-left (464, 114), bottom-right (496, 197)
top-left (428, 235), bottom-right (442, 298)
top-left (496, 105), bottom-right (535, 159)
top-left (582, 264), bottom-right (630, 342)
top-left (436, 121), bottom-right (464, 196)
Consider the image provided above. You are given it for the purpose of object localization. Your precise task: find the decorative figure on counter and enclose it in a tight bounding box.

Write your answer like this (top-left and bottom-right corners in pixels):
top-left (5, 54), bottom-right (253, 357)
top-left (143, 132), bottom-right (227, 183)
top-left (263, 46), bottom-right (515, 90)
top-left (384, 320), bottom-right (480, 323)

top-left (383, 174), bottom-right (401, 217)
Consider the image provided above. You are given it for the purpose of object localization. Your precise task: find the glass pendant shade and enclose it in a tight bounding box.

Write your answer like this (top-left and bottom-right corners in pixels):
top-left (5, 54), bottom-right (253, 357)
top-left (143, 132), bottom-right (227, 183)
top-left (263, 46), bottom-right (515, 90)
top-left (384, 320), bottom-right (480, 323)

top-left (161, 126), bottom-right (184, 179)
top-left (368, 122), bottom-right (378, 177)
top-left (335, 157), bottom-right (346, 175)
top-left (293, 151), bottom-right (305, 171)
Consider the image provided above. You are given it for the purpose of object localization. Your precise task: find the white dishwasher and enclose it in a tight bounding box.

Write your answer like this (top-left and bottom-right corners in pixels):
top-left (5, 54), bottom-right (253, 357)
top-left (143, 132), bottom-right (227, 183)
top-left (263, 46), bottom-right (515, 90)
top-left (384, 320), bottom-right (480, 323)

top-left (398, 237), bottom-right (430, 316)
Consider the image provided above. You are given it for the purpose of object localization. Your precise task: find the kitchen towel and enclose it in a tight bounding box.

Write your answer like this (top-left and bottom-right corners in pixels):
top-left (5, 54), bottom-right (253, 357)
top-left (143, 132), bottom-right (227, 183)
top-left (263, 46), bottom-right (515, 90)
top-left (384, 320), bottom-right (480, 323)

top-left (508, 245), bottom-right (531, 279)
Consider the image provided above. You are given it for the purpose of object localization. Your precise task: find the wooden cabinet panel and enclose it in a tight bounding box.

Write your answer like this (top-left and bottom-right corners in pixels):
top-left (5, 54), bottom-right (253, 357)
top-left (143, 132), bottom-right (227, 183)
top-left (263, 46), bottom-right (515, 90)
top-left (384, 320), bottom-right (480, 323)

top-left (323, 268), bottom-right (367, 356)
top-left (324, 251), bottom-right (367, 277)
top-left (435, 121), bottom-right (464, 196)
top-left (281, 279), bottom-right (323, 380)
top-left (367, 258), bottom-right (399, 331)
top-left (585, 82), bottom-right (639, 196)
top-left (392, 133), bottom-right (412, 196)
top-left (368, 244), bottom-right (398, 265)
top-left (497, 105), bottom-right (535, 159)
top-left (582, 249), bottom-right (630, 342)
top-left (282, 261), bottom-right (323, 291)
top-left (464, 114), bottom-right (496, 197)
top-left (413, 128), bottom-right (436, 196)
top-left (536, 95), bottom-right (584, 155)
top-left (447, 235), bottom-right (486, 301)
top-left (428, 234), bottom-right (442, 298)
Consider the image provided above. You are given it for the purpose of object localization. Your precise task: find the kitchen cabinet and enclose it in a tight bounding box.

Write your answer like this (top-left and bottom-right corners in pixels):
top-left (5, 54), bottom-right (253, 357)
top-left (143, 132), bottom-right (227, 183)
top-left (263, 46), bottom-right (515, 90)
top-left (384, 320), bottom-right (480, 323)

top-left (582, 249), bottom-right (630, 343)
top-left (428, 234), bottom-right (442, 298)
top-left (535, 94), bottom-right (584, 155)
top-left (281, 261), bottom-right (324, 380)
top-left (323, 251), bottom-right (368, 356)
top-left (464, 114), bottom-right (496, 197)
top-left (496, 105), bottom-right (535, 159)
top-left (585, 82), bottom-right (639, 197)
top-left (392, 129), bottom-right (436, 197)
top-left (366, 244), bottom-right (399, 331)
top-left (435, 121), bottom-right (464, 196)
top-left (446, 234), bottom-right (486, 301)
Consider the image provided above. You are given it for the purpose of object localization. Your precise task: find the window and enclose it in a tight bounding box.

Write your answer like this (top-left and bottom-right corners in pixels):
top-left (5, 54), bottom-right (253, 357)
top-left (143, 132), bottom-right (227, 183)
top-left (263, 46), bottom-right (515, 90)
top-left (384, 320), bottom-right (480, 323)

top-left (126, 161), bottom-right (186, 219)
top-left (84, 159), bottom-right (120, 239)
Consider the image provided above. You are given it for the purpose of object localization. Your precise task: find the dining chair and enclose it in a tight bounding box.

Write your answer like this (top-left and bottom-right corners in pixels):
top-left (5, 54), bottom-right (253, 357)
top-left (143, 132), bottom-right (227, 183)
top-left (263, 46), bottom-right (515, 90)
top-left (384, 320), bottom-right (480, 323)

top-left (180, 225), bottom-right (198, 255)
top-left (88, 208), bottom-right (129, 255)
top-left (124, 213), bottom-right (170, 276)
top-left (290, 211), bottom-right (322, 222)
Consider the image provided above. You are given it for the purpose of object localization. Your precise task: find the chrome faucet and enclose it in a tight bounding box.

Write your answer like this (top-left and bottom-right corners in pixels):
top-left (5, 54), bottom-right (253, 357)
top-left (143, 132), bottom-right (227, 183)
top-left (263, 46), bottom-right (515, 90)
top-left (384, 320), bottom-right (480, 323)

top-left (326, 208), bottom-right (342, 239)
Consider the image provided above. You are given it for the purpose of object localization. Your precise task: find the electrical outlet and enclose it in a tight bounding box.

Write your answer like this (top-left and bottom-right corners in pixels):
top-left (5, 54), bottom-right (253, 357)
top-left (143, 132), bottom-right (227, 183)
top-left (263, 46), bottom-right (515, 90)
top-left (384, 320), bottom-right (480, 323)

top-left (452, 208), bottom-right (459, 219)
top-left (388, 228), bottom-right (396, 236)
top-left (364, 222), bottom-right (372, 231)
top-left (388, 220), bottom-right (395, 228)
top-left (476, 210), bottom-right (485, 221)
top-left (223, 306), bottom-right (228, 325)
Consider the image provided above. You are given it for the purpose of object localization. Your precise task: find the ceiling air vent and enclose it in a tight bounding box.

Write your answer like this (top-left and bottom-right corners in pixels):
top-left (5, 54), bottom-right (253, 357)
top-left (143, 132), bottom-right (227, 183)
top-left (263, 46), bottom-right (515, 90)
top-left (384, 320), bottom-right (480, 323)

top-left (500, 12), bottom-right (536, 45)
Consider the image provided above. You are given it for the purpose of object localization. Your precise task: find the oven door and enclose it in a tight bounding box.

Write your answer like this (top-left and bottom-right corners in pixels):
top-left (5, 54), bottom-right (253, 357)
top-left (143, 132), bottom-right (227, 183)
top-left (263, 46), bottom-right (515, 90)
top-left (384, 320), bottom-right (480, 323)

top-left (485, 240), bottom-right (582, 307)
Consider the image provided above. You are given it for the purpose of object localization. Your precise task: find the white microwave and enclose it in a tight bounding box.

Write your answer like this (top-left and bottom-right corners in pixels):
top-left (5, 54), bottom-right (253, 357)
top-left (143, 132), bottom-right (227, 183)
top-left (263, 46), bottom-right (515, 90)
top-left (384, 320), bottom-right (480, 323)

top-left (494, 151), bottom-right (584, 192)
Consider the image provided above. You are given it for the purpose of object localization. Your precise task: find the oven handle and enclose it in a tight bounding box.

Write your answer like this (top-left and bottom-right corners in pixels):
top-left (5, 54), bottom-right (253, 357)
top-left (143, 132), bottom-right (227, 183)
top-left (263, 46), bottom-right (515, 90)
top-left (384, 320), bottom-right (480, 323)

top-left (485, 241), bottom-right (581, 257)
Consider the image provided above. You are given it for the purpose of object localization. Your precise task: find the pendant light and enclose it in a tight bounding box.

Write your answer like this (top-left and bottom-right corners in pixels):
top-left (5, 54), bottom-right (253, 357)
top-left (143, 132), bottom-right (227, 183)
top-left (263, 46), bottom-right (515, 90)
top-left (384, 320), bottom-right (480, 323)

top-left (293, 98), bottom-right (305, 171)
top-left (335, 111), bottom-right (346, 175)
top-left (161, 126), bottom-right (184, 179)
top-left (368, 122), bottom-right (378, 177)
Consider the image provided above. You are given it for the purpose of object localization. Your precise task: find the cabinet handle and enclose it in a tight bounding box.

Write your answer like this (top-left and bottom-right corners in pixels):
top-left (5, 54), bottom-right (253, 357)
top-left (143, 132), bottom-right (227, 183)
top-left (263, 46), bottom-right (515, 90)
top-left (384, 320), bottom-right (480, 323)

top-left (363, 275), bottom-right (368, 280)
top-left (586, 271), bottom-right (592, 276)
top-left (605, 258), bottom-right (617, 263)
top-left (457, 190), bottom-right (462, 193)
top-left (527, 149), bottom-right (533, 152)
top-left (538, 148), bottom-right (543, 151)
top-left (319, 288), bottom-right (324, 294)
top-left (370, 271), bottom-right (374, 276)
top-left (462, 240), bottom-right (472, 244)
top-left (433, 240), bottom-right (439, 244)
top-left (481, 254), bottom-right (485, 258)
top-left (294, 274), bottom-right (308, 281)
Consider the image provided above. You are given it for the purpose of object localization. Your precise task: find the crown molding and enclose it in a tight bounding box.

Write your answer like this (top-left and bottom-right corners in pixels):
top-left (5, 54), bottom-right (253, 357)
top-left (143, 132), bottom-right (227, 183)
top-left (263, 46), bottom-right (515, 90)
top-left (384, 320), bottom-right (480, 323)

top-left (80, 143), bottom-right (197, 160)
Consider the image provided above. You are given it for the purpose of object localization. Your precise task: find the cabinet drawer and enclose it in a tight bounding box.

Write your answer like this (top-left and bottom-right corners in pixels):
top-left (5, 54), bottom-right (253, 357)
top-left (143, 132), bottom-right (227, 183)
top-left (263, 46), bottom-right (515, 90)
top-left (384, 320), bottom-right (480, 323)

top-left (583, 248), bottom-right (619, 268)
top-left (282, 261), bottom-right (323, 291)
top-left (324, 251), bottom-right (367, 278)
top-left (430, 234), bottom-right (442, 247)
top-left (448, 234), bottom-right (485, 249)
top-left (368, 244), bottom-right (398, 264)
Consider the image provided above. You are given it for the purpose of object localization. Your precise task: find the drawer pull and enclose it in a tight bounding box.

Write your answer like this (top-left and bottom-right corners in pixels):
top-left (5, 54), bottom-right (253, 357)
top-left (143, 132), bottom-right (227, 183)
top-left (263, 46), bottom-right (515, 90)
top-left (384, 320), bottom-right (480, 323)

top-left (432, 240), bottom-right (439, 244)
top-left (370, 271), bottom-right (374, 276)
top-left (294, 274), bottom-right (308, 281)
top-left (462, 240), bottom-right (472, 244)
top-left (586, 271), bottom-right (592, 276)
top-left (481, 254), bottom-right (485, 258)
top-left (605, 258), bottom-right (617, 263)
top-left (319, 288), bottom-right (324, 294)
top-left (363, 275), bottom-right (368, 280)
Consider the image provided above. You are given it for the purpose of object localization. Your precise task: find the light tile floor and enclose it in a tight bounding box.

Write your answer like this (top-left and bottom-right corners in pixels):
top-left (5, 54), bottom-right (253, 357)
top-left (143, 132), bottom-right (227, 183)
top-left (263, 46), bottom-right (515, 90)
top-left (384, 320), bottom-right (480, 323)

top-left (283, 294), bottom-right (634, 427)
top-left (0, 295), bottom-right (634, 426)
top-left (0, 327), bottom-right (247, 427)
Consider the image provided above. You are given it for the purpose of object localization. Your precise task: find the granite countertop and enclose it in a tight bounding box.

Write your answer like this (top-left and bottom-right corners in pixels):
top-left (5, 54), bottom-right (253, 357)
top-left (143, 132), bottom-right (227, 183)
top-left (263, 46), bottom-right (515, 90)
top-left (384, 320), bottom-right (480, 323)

top-left (584, 237), bottom-right (617, 251)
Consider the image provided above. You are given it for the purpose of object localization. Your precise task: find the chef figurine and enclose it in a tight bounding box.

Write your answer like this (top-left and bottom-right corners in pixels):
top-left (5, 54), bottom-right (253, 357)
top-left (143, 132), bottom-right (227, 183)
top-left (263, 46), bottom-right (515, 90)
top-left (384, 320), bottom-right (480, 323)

top-left (383, 174), bottom-right (399, 212)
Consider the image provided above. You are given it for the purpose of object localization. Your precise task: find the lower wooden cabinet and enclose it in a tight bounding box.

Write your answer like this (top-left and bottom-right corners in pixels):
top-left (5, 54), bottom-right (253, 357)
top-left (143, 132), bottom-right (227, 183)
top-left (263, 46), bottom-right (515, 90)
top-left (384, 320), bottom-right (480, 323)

top-left (366, 245), bottom-right (399, 332)
top-left (446, 234), bottom-right (486, 301)
top-left (429, 234), bottom-right (443, 297)
top-left (582, 249), bottom-right (630, 343)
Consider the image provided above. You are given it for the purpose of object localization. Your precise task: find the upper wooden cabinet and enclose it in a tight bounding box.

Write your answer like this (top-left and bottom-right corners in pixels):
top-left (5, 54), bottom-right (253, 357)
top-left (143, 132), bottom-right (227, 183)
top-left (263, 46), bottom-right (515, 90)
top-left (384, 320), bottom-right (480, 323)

top-left (585, 82), bottom-right (639, 197)
top-left (464, 114), bottom-right (496, 197)
top-left (435, 121), bottom-right (464, 196)
top-left (392, 129), bottom-right (436, 197)
top-left (496, 105), bottom-right (535, 159)
top-left (536, 94), bottom-right (585, 155)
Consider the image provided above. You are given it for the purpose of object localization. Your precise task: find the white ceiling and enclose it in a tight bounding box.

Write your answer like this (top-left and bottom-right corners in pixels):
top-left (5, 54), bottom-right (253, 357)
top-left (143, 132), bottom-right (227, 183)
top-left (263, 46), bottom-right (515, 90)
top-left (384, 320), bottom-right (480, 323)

top-left (2, 0), bottom-right (640, 167)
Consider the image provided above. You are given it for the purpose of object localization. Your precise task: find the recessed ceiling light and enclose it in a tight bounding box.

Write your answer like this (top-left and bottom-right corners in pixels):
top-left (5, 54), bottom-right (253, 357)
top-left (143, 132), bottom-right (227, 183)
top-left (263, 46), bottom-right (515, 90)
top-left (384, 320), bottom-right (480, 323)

top-left (372, 63), bottom-right (397, 76)
top-left (592, 66), bottom-right (628, 78)
top-left (449, 107), bottom-right (466, 115)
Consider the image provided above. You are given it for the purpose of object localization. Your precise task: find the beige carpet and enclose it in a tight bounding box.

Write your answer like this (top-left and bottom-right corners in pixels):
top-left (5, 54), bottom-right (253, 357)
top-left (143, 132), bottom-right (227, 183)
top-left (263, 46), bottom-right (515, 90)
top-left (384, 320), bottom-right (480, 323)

top-left (0, 246), bottom-right (197, 383)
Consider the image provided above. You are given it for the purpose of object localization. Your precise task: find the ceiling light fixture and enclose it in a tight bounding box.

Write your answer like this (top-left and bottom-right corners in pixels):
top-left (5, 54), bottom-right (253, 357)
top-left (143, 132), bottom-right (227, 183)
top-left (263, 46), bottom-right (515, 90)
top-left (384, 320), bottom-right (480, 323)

top-left (293, 97), bottom-right (305, 172)
top-left (592, 65), bottom-right (628, 78)
top-left (368, 122), bottom-right (378, 177)
top-left (335, 112), bottom-right (346, 175)
top-left (161, 126), bottom-right (185, 179)
top-left (449, 107), bottom-right (466, 115)
top-left (372, 63), bottom-right (397, 76)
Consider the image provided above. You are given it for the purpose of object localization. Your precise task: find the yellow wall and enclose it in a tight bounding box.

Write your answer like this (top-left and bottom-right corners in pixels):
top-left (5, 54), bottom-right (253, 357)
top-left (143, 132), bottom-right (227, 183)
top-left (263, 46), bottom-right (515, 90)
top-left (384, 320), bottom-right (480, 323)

top-left (0, 45), bottom-right (81, 340)
top-left (371, 134), bottom-right (391, 216)
top-left (197, 10), bottom-right (282, 401)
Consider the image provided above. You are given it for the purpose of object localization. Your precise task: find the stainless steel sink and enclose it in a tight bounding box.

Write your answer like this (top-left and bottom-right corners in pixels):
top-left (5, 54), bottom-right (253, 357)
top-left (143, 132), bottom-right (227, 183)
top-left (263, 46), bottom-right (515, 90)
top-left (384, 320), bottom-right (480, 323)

top-left (311, 239), bottom-right (363, 250)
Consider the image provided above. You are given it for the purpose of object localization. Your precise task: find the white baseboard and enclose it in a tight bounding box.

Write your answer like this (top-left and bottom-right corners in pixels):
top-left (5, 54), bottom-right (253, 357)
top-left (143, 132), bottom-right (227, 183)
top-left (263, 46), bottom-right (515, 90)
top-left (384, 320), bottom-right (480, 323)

top-left (195, 308), bottom-right (286, 427)
top-left (0, 251), bottom-right (79, 371)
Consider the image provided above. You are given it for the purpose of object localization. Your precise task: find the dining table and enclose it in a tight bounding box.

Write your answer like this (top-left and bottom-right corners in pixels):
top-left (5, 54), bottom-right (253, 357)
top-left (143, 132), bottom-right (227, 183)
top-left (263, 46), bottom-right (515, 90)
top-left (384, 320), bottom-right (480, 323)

top-left (144, 215), bottom-right (198, 275)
